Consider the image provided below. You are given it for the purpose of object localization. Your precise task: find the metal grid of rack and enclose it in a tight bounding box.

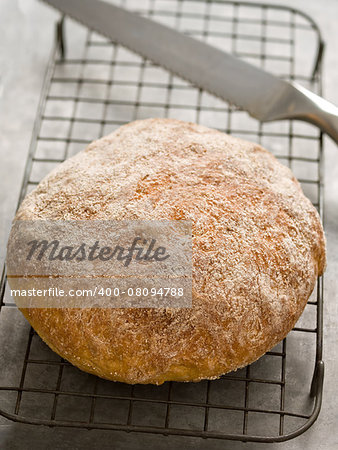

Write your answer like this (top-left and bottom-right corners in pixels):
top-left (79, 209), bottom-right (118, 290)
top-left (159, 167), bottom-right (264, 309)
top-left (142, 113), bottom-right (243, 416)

top-left (0, 0), bottom-right (325, 443)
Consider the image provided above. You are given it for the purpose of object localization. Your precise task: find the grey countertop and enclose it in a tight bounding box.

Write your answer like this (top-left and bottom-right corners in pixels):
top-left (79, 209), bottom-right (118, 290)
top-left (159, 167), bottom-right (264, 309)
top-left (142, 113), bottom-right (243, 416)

top-left (0, 0), bottom-right (337, 449)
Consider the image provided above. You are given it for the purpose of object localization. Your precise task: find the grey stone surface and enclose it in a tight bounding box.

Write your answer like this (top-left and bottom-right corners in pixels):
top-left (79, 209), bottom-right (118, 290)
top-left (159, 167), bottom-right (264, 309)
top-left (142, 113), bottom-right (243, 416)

top-left (0, 0), bottom-right (337, 449)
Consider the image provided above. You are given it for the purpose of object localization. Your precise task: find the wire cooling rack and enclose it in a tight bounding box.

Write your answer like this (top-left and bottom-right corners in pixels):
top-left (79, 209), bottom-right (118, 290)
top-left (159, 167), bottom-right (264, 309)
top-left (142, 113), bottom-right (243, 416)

top-left (0, 0), bottom-right (325, 443)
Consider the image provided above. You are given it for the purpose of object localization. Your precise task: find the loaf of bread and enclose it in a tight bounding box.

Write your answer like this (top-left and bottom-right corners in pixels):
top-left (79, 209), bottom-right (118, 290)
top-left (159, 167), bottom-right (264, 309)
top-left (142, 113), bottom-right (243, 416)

top-left (9, 118), bottom-right (326, 384)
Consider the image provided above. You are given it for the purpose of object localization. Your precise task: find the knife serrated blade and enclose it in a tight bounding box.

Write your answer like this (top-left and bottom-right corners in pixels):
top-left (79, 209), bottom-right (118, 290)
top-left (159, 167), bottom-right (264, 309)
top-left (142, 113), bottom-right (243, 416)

top-left (41, 0), bottom-right (338, 143)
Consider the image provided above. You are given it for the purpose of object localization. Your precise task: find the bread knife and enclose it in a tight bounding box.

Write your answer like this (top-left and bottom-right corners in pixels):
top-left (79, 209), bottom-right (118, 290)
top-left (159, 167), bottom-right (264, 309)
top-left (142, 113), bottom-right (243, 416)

top-left (42, 0), bottom-right (338, 143)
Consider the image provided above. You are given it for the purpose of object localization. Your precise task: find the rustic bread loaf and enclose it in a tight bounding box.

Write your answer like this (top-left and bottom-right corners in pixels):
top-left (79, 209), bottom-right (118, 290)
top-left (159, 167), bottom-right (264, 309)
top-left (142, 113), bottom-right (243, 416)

top-left (10, 118), bottom-right (326, 384)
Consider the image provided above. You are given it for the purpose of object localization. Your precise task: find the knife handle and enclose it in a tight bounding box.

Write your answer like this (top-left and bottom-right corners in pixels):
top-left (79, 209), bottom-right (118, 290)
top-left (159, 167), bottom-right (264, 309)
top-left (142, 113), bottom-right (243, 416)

top-left (313, 111), bottom-right (338, 144)
top-left (272, 83), bottom-right (338, 144)
top-left (309, 105), bottom-right (338, 144)
top-left (311, 108), bottom-right (338, 144)
top-left (295, 84), bottom-right (338, 144)
top-left (289, 83), bottom-right (338, 144)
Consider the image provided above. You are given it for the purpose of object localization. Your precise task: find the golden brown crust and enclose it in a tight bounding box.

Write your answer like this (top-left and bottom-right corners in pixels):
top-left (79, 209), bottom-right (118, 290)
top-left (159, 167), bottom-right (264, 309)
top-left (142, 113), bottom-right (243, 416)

top-left (12, 118), bottom-right (326, 384)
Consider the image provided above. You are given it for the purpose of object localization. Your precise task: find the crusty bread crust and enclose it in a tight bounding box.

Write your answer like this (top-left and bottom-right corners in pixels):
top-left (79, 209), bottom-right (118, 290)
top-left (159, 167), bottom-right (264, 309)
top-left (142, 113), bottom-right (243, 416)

top-left (11, 119), bottom-right (326, 384)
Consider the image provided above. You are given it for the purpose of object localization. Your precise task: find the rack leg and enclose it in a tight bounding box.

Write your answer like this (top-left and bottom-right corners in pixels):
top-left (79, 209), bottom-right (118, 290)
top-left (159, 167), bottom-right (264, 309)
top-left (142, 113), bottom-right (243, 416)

top-left (311, 40), bottom-right (325, 82)
top-left (56, 16), bottom-right (66, 59)
top-left (310, 360), bottom-right (324, 398)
